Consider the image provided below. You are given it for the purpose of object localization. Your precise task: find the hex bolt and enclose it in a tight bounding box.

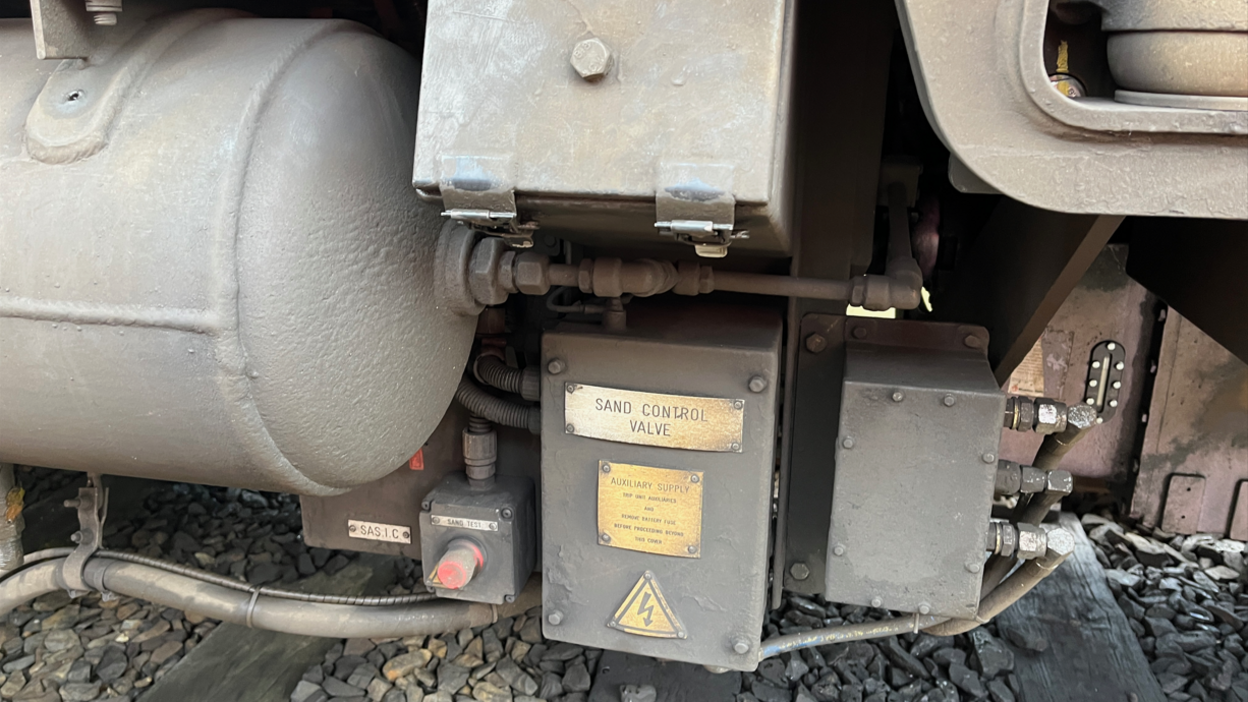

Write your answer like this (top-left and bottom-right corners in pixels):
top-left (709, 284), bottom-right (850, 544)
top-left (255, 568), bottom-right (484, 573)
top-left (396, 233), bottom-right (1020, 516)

top-left (832, 544), bottom-right (846, 557)
top-left (789, 562), bottom-right (810, 580)
top-left (891, 390), bottom-right (905, 402)
top-left (547, 358), bottom-right (566, 375)
top-left (841, 437), bottom-right (855, 449)
top-left (918, 603), bottom-right (932, 615)
top-left (748, 376), bottom-right (768, 393)
top-left (570, 37), bottom-right (614, 80)
top-left (732, 638), bottom-right (751, 655)
top-left (805, 333), bottom-right (828, 354)
top-left (943, 394), bottom-right (957, 407)
top-left (982, 452), bottom-right (997, 464)
top-left (852, 327), bottom-right (869, 340)
top-left (500, 508), bottom-right (514, 520)
top-left (548, 611), bottom-right (564, 625)
top-left (870, 597), bottom-right (883, 608)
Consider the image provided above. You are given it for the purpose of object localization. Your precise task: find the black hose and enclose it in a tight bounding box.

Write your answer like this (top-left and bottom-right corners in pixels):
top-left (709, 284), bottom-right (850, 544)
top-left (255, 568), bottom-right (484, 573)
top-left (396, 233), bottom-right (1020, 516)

top-left (455, 378), bottom-right (541, 434)
top-left (476, 355), bottom-right (525, 395)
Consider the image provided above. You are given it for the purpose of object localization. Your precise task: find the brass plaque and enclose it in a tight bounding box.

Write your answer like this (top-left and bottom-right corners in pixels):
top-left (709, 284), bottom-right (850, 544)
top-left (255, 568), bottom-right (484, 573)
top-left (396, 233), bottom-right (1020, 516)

top-left (597, 461), bottom-right (703, 558)
top-left (565, 383), bottom-right (744, 452)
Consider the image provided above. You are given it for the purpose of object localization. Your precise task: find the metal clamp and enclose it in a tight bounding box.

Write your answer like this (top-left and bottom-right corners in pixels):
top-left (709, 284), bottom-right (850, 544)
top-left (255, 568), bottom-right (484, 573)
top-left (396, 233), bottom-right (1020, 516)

top-left (654, 162), bottom-right (743, 259)
top-left (62, 473), bottom-right (108, 595)
top-left (439, 155), bottom-right (536, 248)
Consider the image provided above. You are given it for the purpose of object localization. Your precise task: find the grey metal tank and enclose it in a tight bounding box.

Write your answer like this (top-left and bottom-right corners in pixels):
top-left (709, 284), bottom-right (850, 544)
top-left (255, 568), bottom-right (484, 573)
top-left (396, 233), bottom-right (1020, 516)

top-left (0, 13), bottom-right (476, 495)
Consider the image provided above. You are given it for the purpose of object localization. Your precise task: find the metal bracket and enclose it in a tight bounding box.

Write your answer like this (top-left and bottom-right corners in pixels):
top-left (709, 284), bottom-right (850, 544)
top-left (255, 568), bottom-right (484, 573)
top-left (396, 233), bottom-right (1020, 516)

top-left (439, 155), bottom-right (536, 248)
top-left (654, 162), bottom-right (745, 259)
top-left (62, 473), bottom-right (108, 595)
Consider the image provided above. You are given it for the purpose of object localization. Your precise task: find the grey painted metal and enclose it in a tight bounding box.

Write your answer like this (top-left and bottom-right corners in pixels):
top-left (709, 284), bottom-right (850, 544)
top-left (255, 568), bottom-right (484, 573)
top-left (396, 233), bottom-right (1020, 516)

top-left (540, 303), bottom-right (781, 671)
top-left (896, 0), bottom-right (1248, 218)
top-left (419, 473), bottom-right (537, 605)
top-left (0, 16), bottom-right (476, 495)
top-left (825, 319), bottom-right (1005, 619)
top-left (413, 0), bottom-right (797, 255)
top-left (0, 464), bottom-right (22, 573)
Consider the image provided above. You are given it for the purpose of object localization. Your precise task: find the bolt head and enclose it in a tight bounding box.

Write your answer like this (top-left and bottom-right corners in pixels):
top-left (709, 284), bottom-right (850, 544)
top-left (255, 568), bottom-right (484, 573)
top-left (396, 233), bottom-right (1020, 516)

top-left (852, 326), bottom-right (868, 340)
top-left (600, 533), bottom-right (611, 543)
top-left (566, 423), bottom-right (576, 433)
top-left (982, 452), bottom-right (997, 464)
top-left (748, 375), bottom-right (768, 393)
top-left (1109, 399), bottom-right (1118, 408)
top-left (964, 334), bottom-right (983, 349)
top-left (918, 604), bottom-right (931, 615)
top-left (891, 390), bottom-right (905, 402)
top-left (841, 437), bottom-right (855, 449)
top-left (70, 531), bottom-right (82, 544)
top-left (805, 333), bottom-right (828, 354)
top-left (966, 561), bottom-right (982, 573)
top-left (732, 639), bottom-right (751, 655)
top-left (547, 358), bottom-right (566, 375)
top-left (501, 508), bottom-right (514, 520)
top-left (943, 394), bottom-right (957, 407)
top-left (571, 37), bottom-right (614, 80)
top-left (1115, 361), bottom-right (1125, 371)
top-left (870, 597), bottom-right (883, 608)
top-left (832, 544), bottom-right (846, 557)
top-left (789, 562), bottom-right (810, 580)
top-left (548, 611), bottom-right (564, 625)
top-left (687, 545), bottom-right (698, 554)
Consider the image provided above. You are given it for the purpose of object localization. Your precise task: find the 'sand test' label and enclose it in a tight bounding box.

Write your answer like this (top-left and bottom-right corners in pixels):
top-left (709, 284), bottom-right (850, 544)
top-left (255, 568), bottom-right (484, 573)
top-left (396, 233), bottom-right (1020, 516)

top-left (563, 383), bottom-right (744, 452)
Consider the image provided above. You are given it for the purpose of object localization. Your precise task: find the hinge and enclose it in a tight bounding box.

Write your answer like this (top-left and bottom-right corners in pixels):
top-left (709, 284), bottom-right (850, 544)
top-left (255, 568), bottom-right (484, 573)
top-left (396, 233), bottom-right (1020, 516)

top-left (655, 162), bottom-right (747, 259)
top-left (439, 155), bottom-right (536, 248)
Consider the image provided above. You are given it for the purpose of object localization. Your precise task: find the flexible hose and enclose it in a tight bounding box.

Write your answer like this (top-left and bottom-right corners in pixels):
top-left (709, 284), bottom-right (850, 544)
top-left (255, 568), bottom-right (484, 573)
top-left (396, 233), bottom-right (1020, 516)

top-left (923, 546), bottom-right (1073, 636)
top-left (0, 559), bottom-right (61, 614)
top-left (476, 355), bottom-right (525, 395)
top-left (455, 377), bottom-right (540, 434)
top-left (761, 614), bottom-right (949, 659)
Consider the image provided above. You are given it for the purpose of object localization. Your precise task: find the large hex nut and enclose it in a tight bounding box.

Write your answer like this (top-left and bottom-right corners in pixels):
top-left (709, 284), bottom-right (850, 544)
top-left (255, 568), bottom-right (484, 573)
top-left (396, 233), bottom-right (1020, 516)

top-left (468, 236), bottom-right (510, 306)
top-left (1034, 398), bottom-right (1068, 435)
top-left (1017, 523), bottom-right (1047, 560)
top-left (571, 37), bottom-right (614, 80)
top-left (513, 252), bottom-right (552, 295)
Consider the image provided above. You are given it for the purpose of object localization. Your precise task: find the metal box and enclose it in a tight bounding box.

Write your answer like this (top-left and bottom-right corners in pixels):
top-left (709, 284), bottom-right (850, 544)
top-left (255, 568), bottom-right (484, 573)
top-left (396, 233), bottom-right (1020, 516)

top-left (413, 0), bottom-right (796, 257)
top-left (420, 474), bottom-right (537, 605)
top-left (540, 304), bottom-right (781, 671)
top-left (824, 320), bottom-right (1005, 619)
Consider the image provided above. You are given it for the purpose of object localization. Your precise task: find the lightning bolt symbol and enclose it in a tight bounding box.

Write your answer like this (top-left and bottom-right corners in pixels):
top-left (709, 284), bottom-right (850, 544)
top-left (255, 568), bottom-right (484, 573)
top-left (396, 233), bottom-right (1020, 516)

top-left (637, 592), bottom-right (655, 627)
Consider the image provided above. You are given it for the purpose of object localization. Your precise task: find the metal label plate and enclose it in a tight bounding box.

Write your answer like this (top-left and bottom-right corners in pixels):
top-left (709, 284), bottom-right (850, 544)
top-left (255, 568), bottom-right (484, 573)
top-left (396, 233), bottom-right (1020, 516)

top-left (597, 461), bottom-right (703, 558)
top-left (565, 383), bottom-right (744, 452)
top-left (347, 520), bottom-right (412, 544)
top-left (429, 515), bottom-right (499, 532)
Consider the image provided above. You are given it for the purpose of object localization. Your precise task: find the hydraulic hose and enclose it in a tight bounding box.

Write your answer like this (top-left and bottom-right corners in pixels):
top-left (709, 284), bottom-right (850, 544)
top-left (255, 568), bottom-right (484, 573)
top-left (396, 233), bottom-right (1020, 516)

top-left (761, 614), bottom-right (949, 659)
top-left (0, 557), bottom-right (541, 639)
top-left (475, 355), bottom-right (524, 395)
top-left (455, 377), bottom-right (541, 434)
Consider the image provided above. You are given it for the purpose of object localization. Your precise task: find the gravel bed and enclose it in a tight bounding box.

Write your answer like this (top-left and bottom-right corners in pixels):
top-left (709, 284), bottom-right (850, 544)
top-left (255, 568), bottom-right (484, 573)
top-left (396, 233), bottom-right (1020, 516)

top-left (1084, 514), bottom-right (1248, 702)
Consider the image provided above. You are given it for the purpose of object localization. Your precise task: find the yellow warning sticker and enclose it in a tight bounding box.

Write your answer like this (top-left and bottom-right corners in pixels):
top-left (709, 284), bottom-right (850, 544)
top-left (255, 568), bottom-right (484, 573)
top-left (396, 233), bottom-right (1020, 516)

top-left (607, 571), bottom-right (686, 639)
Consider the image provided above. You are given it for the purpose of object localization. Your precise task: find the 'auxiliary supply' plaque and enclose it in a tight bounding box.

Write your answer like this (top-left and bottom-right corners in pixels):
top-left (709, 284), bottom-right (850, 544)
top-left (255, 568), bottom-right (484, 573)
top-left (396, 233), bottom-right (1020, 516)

top-left (565, 383), bottom-right (744, 452)
top-left (597, 461), bottom-right (703, 558)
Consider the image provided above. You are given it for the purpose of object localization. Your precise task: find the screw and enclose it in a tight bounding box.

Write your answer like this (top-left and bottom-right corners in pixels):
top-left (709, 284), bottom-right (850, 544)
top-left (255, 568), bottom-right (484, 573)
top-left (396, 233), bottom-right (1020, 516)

top-left (918, 603), bottom-right (932, 615)
top-left (566, 423), bottom-right (576, 433)
top-left (733, 400), bottom-right (744, 409)
top-left (644, 572), bottom-right (653, 580)
top-left (982, 453), bottom-right (997, 464)
top-left (789, 562), bottom-right (810, 580)
top-left (964, 335), bottom-right (983, 349)
top-left (891, 390), bottom-right (905, 402)
top-left (852, 326), bottom-right (868, 340)
top-left (687, 545), bottom-right (698, 555)
top-left (732, 638), bottom-right (751, 655)
top-left (805, 333), bottom-right (828, 354)
top-left (832, 544), bottom-right (846, 557)
top-left (570, 37), bottom-right (614, 80)
top-left (1109, 399), bottom-right (1118, 408)
top-left (748, 376), bottom-right (768, 393)
top-left (402, 530), bottom-right (410, 539)
top-left (501, 508), bottom-right (514, 520)
top-left (548, 611), bottom-right (563, 625)
top-left (841, 437), bottom-right (854, 449)
top-left (566, 384), bottom-right (576, 393)
top-left (600, 533), bottom-right (611, 543)
top-left (966, 561), bottom-right (982, 573)
top-left (871, 597), bottom-right (883, 608)
top-left (730, 442), bottom-right (741, 451)
top-left (689, 474), bottom-right (699, 483)
top-left (943, 394), bottom-right (957, 407)
top-left (602, 463), bottom-right (611, 473)
top-left (547, 358), bottom-right (566, 375)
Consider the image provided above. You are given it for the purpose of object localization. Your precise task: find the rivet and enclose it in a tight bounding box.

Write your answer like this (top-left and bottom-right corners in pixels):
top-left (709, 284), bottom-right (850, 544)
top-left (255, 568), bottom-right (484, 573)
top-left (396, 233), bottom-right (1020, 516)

top-left (1107, 342), bottom-right (1116, 351)
top-left (982, 453), bottom-right (996, 464)
top-left (733, 400), bottom-right (745, 409)
top-left (1092, 361), bottom-right (1101, 369)
top-left (1112, 381), bottom-right (1121, 389)
top-left (1109, 399), bottom-right (1118, 408)
top-left (690, 474), bottom-right (700, 483)
top-left (943, 394), bottom-right (957, 407)
top-left (870, 597), bottom-right (883, 608)
top-left (1089, 379), bottom-right (1098, 387)
top-left (841, 437), bottom-right (855, 449)
top-left (547, 358), bottom-right (566, 375)
top-left (963, 335), bottom-right (983, 349)
top-left (748, 376), bottom-right (767, 393)
top-left (891, 391), bottom-right (905, 402)
top-left (832, 544), bottom-right (846, 557)
top-left (1086, 398), bottom-right (1096, 405)
top-left (602, 463), bottom-right (611, 473)
top-left (548, 611), bottom-right (564, 625)
top-left (918, 603), bottom-right (931, 615)
top-left (852, 327), bottom-right (868, 340)
top-left (600, 533), bottom-right (611, 543)
top-left (1095, 417), bottom-right (1104, 424)
top-left (966, 561), bottom-right (982, 574)
top-left (1116, 362), bottom-right (1125, 370)
top-left (566, 384), bottom-right (576, 394)
top-left (732, 638), bottom-right (751, 655)
top-left (566, 424), bottom-right (576, 433)
top-left (730, 442), bottom-right (741, 451)
top-left (687, 545), bottom-right (698, 555)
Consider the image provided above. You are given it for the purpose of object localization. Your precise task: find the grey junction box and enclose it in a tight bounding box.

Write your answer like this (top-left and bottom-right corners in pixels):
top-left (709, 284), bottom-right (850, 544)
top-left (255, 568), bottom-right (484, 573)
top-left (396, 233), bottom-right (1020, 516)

top-left (540, 303), bottom-right (781, 671)
top-left (824, 319), bottom-right (1006, 619)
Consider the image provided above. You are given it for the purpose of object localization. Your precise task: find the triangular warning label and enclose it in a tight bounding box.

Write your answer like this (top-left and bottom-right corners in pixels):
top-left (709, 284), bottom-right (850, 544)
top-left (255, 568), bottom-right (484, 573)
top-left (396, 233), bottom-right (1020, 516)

top-left (608, 571), bottom-right (686, 639)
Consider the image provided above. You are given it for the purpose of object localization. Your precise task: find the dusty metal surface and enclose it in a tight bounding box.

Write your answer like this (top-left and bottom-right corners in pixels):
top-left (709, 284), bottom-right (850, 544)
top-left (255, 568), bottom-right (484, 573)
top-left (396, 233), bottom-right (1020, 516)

top-left (413, 0), bottom-right (797, 254)
top-left (824, 318), bottom-right (1004, 619)
top-left (934, 198), bottom-right (1123, 387)
top-left (0, 16), bottom-right (476, 495)
top-left (895, 0), bottom-right (1248, 218)
top-left (1131, 311), bottom-right (1248, 535)
top-left (998, 245), bottom-right (1157, 480)
top-left (540, 303), bottom-right (780, 671)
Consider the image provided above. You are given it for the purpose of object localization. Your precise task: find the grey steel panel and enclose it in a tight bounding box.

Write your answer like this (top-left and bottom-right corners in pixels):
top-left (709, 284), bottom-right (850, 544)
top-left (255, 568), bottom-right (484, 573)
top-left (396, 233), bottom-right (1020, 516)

top-left (825, 320), bottom-right (1004, 619)
top-left (540, 303), bottom-right (781, 671)
top-left (0, 17), bottom-right (475, 494)
top-left (413, 0), bottom-right (796, 254)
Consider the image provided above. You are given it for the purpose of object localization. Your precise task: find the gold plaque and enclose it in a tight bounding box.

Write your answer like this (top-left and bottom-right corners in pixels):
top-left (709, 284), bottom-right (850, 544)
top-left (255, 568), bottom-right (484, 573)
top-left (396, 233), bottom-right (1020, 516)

top-left (608, 571), bottom-right (687, 638)
top-left (564, 383), bottom-right (744, 452)
top-left (597, 461), bottom-right (703, 558)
